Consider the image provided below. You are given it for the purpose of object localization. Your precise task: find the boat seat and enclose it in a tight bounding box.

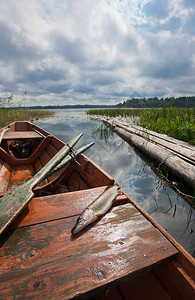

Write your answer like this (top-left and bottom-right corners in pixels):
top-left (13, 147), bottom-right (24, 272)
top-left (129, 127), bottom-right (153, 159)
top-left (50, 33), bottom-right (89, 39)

top-left (2, 131), bottom-right (43, 140)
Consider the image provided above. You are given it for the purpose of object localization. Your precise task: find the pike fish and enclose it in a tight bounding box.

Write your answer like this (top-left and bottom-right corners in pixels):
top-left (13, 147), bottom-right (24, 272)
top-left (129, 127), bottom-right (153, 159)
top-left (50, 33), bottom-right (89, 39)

top-left (71, 184), bottom-right (120, 234)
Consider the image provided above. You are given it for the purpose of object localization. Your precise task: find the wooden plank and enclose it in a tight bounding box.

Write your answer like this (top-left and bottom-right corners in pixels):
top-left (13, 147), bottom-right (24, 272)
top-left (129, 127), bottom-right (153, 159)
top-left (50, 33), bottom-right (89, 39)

top-left (10, 187), bottom-right (130, 229)
top-left (116, 121), bottom-right (195, 150)
top-left (46, 143), bottom-right (58, 157)
top-left (3, 131), bottom-right (43, 140)
top-left (35, 157), bottom-right (43, 173)
top-left (15, 121), bottom-right (28, 131)
top-left (50, 136), bottom-right (64, 150)
top-left (115, 122), bottom-right (195, 163)
top-left (153, 260), bottom-right (195, 300)
top-left (76, 154), bottom-right (115, 187)
top-left (0, 204), bottom-right (178, 299)
top-left (22, 135), bottom-right (52, 165)
top-left (90, 286), bottom-right (123, 300)
top-left (6, 165), bottom-right (35, 191)
top-left (0, 135), bottom-right (89, 236)
top-left (124, 191), bottom-right (195, 278)
top-left (40, 150), bottom-right (50, 167)
top-left (34, 164), bottom-right (71, 194)
top-left (66, 169), bottom-right (90, 191)
top-left (113, 126), bottom-right (195, 187)
top-left (0, 136), bottom-right (52, 166)
top-left (119, 270), bottom-right (172, 300)
top-left (0, 157), bottom-right (3, 167)
top-left (132, 124), bottom-right (195, 150)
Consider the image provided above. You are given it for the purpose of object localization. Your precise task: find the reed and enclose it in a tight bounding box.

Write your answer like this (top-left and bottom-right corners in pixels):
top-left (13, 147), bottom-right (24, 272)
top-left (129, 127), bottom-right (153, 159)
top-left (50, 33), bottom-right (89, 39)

top-left (87, 107), bottom-right (195, 145)
top-left (0, 108), bottom-right (54, 128)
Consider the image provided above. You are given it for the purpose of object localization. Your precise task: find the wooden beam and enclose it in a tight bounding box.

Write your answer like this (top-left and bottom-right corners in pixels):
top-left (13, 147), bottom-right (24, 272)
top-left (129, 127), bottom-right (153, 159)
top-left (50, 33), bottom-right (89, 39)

top-left (0, 203), bottom-right (178, 299)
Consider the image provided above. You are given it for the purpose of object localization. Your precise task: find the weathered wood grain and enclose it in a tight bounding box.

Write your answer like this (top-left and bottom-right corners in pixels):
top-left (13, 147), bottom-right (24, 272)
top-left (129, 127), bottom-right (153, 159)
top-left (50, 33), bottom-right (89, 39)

top-left (6, 164), bottom-right (35, 191)
top-left (0, 135), bottom-right (87, 235)
top-left (153, 260), bottom-right (195, 300)
top-left (0, 203), bottom-right (178, 299)
top-left (115, 121), bottom-right (195, 164)
top-left (114, 126), bottom-right (195, 187)
top-left (119, 270), bottom-right (172, 300)
top-left (91, 286), bottom-right (123, 300)
top-left (3, 131), bottom-right (43, 140)
top-left (76, 155), bottom-right (115, 187)
top-left (10, 187), bottom-right (129, 229)
top-left (124, 190), bottom-right (195, 285)
top-left (0, 135), bottom-right (52, 166)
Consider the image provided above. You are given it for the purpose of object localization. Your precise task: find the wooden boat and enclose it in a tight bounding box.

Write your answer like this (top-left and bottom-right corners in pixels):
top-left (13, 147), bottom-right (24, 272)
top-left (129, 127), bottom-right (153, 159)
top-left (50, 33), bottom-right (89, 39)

top-left (0, 121), bottom-right (194, 300)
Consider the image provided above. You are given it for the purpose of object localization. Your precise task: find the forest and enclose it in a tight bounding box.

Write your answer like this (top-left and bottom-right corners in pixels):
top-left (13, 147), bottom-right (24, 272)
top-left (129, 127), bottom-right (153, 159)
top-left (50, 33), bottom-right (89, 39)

top-left (116, 96), bottom-right (195, 108)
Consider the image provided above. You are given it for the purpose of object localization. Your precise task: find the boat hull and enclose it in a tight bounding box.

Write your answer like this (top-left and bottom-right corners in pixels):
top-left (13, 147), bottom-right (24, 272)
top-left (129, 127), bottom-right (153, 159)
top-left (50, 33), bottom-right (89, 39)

top-left (0, 121), bottom-right (194, 300)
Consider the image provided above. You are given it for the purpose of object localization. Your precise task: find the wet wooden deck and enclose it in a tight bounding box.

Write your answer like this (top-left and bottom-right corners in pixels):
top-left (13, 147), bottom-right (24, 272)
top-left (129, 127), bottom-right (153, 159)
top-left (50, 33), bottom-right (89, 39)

top-left (0, 186), bottom-right (178, 299)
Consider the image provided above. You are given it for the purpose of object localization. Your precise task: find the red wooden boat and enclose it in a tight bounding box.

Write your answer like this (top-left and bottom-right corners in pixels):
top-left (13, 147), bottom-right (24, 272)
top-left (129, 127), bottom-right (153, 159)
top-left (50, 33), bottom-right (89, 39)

top-left (0, 121), bottom-right (194, 299)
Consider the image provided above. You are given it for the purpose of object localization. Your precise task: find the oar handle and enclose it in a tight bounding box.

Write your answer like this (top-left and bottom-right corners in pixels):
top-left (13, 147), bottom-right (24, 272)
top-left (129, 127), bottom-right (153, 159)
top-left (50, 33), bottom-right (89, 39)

top-left (43, 142), bottom-right (95, 180)
top-left (30, 133), bottom-right (83, 188)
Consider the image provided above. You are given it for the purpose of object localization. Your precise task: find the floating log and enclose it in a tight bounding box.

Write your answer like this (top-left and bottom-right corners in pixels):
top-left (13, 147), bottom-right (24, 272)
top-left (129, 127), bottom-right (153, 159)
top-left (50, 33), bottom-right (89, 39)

top-left (105, 118), bottom-right (195, 188)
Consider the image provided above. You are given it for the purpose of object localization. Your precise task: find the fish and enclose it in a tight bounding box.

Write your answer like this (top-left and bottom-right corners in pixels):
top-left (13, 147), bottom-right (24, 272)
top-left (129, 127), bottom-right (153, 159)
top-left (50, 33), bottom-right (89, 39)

top-left (71, 184), bottom-right (120, 235)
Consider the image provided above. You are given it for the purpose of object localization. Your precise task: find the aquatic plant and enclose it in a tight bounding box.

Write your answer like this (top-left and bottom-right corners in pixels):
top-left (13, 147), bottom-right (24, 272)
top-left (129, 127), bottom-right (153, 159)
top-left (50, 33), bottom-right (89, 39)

top-left (0, 94), bottom-right (54, 127)
top-left (0, 108), bottom-right (54, 128)
top-left (87, 107), bottom-right (195, 145)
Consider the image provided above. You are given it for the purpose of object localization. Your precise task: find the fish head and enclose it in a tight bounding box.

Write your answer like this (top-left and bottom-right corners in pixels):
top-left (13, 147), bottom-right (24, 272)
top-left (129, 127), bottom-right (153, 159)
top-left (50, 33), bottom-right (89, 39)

top-left (71, 208), bottom-right (95, 235)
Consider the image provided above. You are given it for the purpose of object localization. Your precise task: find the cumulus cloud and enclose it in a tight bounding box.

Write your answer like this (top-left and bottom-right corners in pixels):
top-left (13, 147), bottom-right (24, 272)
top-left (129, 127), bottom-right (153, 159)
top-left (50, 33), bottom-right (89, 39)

top-left (0, 0), bottom-right (194, 106)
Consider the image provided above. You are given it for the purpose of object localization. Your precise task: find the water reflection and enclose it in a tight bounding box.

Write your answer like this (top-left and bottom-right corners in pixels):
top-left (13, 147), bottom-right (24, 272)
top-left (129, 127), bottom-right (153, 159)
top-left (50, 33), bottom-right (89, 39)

top-left (35, 109), bottom-right (195, 257)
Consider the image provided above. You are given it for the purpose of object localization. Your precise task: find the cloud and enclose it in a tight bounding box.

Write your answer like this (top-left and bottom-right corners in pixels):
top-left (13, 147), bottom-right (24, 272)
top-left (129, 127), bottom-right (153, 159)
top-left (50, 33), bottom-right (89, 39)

top-left (0, 0), bottom-right (194, 106)
top-left (142, 0), bottom-right (169, 19)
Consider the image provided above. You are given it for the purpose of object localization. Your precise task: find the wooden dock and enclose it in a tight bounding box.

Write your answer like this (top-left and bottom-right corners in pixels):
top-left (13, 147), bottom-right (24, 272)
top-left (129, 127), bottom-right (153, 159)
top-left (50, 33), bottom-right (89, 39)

top-left (0, 187), bottom-right (178, 299)
top-left (104, 118), bottom-right (195, 188)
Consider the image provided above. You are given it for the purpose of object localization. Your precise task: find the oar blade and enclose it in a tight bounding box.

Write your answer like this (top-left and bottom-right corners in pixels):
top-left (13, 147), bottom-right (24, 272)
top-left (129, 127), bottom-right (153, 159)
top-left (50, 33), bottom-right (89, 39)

top-left (0, 134), bottom-right (91, 236)
top-left (0, 180), bottom-right (34, 235)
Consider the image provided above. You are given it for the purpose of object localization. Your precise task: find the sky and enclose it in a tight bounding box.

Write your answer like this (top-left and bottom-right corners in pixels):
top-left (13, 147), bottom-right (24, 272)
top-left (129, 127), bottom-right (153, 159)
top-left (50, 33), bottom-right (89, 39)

top-left (0, 0), bottom-right (195, 106)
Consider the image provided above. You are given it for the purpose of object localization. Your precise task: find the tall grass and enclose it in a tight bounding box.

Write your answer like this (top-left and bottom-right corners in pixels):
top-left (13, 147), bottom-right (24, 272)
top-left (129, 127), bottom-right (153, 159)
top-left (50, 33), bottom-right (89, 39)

top-left (87, 107), bottom-right (195, 145)
top-left (0, 108), bottom-right (54, 128)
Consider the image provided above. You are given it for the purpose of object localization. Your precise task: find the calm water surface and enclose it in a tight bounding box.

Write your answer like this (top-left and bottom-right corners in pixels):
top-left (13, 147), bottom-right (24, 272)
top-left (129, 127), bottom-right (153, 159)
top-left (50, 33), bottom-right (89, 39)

top-left (35, 109), bottom-right (195, 257)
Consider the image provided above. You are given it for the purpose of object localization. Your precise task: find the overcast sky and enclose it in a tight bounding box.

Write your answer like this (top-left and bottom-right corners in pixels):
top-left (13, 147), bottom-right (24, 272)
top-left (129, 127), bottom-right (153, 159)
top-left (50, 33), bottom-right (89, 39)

top-left (0, 0), bottom-right (194, 106)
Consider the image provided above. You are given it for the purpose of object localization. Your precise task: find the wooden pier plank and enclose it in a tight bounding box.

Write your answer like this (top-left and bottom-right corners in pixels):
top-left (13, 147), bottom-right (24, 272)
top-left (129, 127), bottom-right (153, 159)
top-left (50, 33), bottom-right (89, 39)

top-left (112, 124), bottom-right (195, 187)
top-left (115, 121), bottom-right (195, 163)
top-left (0, 201), bottom-right (178, 299)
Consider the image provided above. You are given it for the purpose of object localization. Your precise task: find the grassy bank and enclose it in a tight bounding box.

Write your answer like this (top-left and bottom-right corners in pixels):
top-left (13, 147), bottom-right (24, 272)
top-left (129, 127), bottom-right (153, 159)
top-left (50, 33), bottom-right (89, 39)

top-left (87, 107), bottom-right (195, 145)
top-left (0, 108), bottom-right (54, 128)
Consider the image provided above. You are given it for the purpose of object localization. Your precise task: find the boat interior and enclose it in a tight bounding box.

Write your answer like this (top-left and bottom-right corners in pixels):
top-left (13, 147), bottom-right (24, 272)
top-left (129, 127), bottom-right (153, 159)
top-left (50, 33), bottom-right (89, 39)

top-left (0, 121), bottom-right (114, 197)
top-left (0, 122), bottom-right (194, 300)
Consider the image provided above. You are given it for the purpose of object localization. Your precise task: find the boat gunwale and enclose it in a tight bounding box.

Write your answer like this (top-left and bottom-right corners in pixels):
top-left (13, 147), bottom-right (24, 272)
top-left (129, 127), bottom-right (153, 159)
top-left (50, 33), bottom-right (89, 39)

top-left (0, 121), bottom-right (194, 299)
top-left (123, 189), bottom-right (195, 274)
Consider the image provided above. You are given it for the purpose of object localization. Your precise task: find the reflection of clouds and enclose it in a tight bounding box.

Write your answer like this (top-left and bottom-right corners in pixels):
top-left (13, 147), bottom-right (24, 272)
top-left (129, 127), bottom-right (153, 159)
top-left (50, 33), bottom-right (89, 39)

top-left (35, 109), bottom-right (194, 256)
top-left (152, 210), bottom-right (195, 256)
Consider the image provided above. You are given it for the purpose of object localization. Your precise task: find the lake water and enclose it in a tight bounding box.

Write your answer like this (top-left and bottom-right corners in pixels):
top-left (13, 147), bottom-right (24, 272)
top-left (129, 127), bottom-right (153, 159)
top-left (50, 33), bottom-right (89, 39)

top-left (35, 108), bottom-right (195, 257)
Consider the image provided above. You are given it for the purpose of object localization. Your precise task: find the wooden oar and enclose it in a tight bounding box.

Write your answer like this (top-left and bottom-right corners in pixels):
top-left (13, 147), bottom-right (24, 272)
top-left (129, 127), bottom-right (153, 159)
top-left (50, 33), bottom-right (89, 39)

top-left (0, 128), bottom-right (9, 145)
top-left (0, 135), bottom-right (94, 235)
top-left (43, 142), bottom-right (94, 179)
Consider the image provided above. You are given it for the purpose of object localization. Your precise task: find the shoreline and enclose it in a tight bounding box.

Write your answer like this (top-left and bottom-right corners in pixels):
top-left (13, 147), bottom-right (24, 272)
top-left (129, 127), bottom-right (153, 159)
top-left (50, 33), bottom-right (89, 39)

top-left (0, 108), bottom-right (54, 128)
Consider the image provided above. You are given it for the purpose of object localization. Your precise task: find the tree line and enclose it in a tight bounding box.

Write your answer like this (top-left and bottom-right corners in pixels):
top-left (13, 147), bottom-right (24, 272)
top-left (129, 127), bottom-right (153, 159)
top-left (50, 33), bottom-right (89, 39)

top-left (116, 96), bottom-right (195, 108)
